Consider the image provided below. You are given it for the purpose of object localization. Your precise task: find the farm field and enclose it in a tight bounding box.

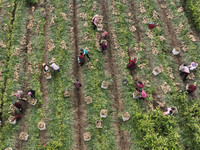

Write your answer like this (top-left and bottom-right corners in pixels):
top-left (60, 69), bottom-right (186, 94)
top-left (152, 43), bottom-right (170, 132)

top-left (0, 0), bottom-right (200, 150)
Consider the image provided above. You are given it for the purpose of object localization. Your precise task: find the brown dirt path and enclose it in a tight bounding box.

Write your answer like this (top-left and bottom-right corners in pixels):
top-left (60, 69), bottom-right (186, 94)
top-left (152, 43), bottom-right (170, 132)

top-left (99, 0), bottom-right (130, 149)
top-left (39, 0), bottom-right (50, 145)
top-left (156, 0), bottom-right (197, 99)
top-left (0, 0), bottom-right (4, 30)
top-left (70, 0), bottom-right (86, 149)
top-left (0, 0), bottom-right (4, 125)
top-left (15, 5), bottom-right (34, 150)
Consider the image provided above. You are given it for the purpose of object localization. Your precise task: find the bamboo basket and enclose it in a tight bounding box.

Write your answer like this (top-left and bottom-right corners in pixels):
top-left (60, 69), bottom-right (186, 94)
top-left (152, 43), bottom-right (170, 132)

top-left (83, 132), bottom-right (91, 141)
top-left (96, 120), bottom-right (103, 128)
top-left (5, 148), bottom-right (13, 150)
top-left (8, 115), bottom-right (16, 125)
top-left (101, 81), bottom-right (109, 89)
top-left (29, 98), bottom-right (37, 106)
top-left (100, 109), bottom-right (108, 118)
top-left (38, 121), bottom-right (46, 130)
top-left (122, 112), bottom-right (130, 121)
top-left (19, 132), bottom-right (29, 141)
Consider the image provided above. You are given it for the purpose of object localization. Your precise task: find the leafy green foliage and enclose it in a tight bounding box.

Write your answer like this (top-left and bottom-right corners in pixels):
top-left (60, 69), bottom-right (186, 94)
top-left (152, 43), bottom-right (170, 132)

top-left (25, 0), bottom-right (38, 4)
top-left (186, 0), bottom-right (200, 31)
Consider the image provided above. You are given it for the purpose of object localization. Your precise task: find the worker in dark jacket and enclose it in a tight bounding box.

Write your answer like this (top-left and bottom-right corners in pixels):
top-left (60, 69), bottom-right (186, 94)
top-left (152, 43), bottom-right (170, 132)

top-left (127, 58), bottom-right (137, 70)
top-left (186, 83), bottom-right (197, 94)
top-left (79, 53), bottom-right (85, 66)
top-left (100, 41), bottom-right (107, 54)
top-left (74, 79), bottom-right (82, 90)
top-left (13, 102), bottom-right (23, 113)
top-left (28, 89), bottom-right (36, 98)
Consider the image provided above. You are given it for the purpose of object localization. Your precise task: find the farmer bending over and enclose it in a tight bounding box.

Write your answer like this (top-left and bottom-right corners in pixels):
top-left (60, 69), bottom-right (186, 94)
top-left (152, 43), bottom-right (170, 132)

top-left (80, 49), bottom-right (90, 60)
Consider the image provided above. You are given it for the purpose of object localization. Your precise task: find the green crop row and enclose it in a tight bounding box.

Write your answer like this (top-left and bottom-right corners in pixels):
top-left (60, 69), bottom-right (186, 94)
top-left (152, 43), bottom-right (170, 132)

top-left (21, 4), bottom-right (45, 150)
top-left (0, 0), bottom-right (29, 149)
top-left (78, 0), bottom-right (117, 149)
top-left (185, 0), bottom-right (200, 31)
top-left (43, 0), bottom-right (75, 149)
top-left (0, 0), bottom-right (16, 121)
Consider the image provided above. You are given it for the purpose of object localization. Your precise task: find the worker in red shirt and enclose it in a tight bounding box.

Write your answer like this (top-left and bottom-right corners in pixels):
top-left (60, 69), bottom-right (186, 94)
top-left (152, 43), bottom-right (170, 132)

top-left (74, 79), bottom-right (82, 90)
top-left (127, 58), bottom-right (137, 70)
top-left (100, 31), bottom-right (108, 39)
top-left (136, 81), bottom-right (144, 91)
top-left (186, 83), bottom-right (197, 94)
top-left (12, 113), bottom-right (22, 121)
top-left (78, 53), bottom-right (85, 66)
top-left (41, 63), bottom-right (49, 72)
top-left (148, 22), bottom-right (157, 30)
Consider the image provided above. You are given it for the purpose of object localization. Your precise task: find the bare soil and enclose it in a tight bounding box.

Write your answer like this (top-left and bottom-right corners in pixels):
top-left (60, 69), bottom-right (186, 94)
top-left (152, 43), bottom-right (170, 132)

top-left (15, 5), bottom-right (34, 150)
top-left (39, 0), bottom-right (50, 145)
top-left (70, 0), bottom-right (86, 149)
top-left (99, 0), bottom-right (130, 149)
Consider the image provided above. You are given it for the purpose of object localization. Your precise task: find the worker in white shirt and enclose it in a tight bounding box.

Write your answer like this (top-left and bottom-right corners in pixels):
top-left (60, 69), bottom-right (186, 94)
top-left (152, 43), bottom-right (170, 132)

top-left (179, 64), bottom-right (190, 81)
top-left (50, 62), bottom-right (60, 72)
top-left (188, 62), bottom-right (198, 71)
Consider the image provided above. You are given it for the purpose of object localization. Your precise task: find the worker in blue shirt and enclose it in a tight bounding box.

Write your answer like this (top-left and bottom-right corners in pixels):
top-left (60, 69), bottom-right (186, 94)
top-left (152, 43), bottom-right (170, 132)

top-left (80, 49), bottom-right (90, 60)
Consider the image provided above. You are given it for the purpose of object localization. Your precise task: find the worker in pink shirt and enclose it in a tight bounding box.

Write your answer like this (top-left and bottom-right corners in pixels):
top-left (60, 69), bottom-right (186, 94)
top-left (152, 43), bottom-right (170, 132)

top-left (139, 89), bottom-right (147, 100)
top-left (92, 14), bottom-right (99, 30)
top-left (100, 31), bottom-right (108, 39)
